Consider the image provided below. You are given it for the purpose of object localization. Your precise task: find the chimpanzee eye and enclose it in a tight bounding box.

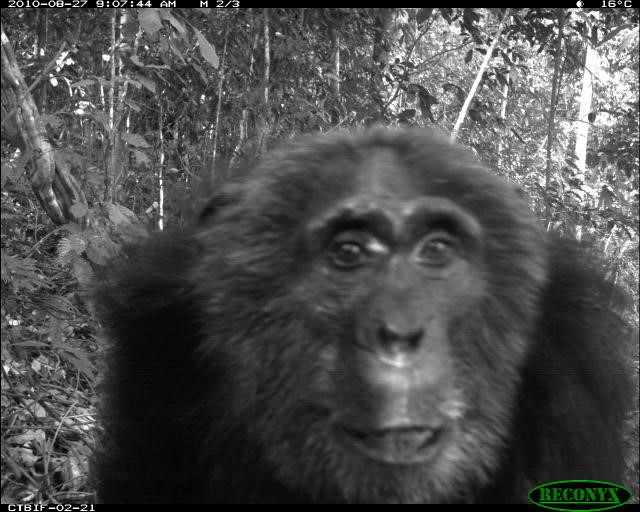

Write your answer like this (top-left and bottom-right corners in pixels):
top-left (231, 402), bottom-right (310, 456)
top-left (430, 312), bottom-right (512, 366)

top-left (328, 240), bottom-right (368, 269)
top-left (416, 234), bottom-right (456, 267)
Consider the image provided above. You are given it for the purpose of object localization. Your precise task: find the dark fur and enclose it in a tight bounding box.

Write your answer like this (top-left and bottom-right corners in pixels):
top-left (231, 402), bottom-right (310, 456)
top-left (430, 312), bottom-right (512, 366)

top-left (96, 129), bottom-right (632, 503)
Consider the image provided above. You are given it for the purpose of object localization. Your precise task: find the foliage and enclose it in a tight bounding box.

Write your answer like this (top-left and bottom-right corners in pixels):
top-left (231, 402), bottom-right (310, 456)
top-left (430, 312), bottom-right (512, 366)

top-left (1, 189), bottom-right (97, 503)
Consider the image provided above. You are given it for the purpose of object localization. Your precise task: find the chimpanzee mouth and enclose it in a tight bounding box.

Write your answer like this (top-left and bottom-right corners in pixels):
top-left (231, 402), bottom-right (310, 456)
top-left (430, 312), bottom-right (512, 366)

top-left (334, 423), bottom-right (445, 465)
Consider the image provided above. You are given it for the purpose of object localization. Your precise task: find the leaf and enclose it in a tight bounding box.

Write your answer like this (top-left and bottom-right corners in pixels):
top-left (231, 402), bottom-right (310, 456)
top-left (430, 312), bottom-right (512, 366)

top-left (57, 237), bottom-right (72, 261)
top-left (11, 341), bottom-right (49, 349)
top-left (70, 202), bottom-right (88, 218)
top-left (440, 8), bottom-right (453, 24)
top-left (132, 149), bottom-right (150, 167)
top-left (161, 10), bottom-right (187, 38)
top-left (85, 244), bottom-right (108, 266)
top-left (9, 430), bottom-right (46, 446)
top-left (168, 40), bottom-right (186, 64)
top-left (193, 63), bottom-right (207, 83)
top-left (139, 9), bottom-right (163, 35)
top-left (416, 8), bottom-right (433, 25)
top-left (193, 27), bottom-right (219, 69)
top-left (60, 349), bottom-right (95, 379)
top-left (107, 203), bottom-right (127, 225)
top-left (70, 78), bottom-right (97, 88)
top-left (39, 114), bottom-right (63, 128)
top-left (124, 99), bottom-right (142, 112)
top-left (62, 223), bottom-right (82, 234)
top-left (72, 258), bottom-right (94, 287)
top-left (121, 133), bottom-right (151, 148)
top-left (496, 72), bottom-right (508, 88)
top-left (92, 111), bottom-right (110, 131)
top-left (115, 204), bottom-right (137, 220)
top-left (134, 73), bottom-right (157, 93)
top-left (500, 49), bottom-right (514, 66)
top-left (397, 109), bottom-right (416, 120)
top-left (11, 447), bottom-right (39, 467)
top-left (465, 49), bottom-right (473, 63)
top-left (69, 233), bottom-right (87, 254)
top-left (96, 77), bottom-right (111, 87)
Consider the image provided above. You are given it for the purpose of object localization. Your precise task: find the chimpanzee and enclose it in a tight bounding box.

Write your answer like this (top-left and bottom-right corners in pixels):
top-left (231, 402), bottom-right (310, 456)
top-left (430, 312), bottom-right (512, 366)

top-left (95, 128), bottom-right (632, 503)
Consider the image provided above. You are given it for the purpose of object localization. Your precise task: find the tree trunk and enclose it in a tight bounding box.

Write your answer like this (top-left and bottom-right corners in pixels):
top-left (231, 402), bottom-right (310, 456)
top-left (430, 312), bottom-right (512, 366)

top-left (1, 25), bottom-right (87, 225)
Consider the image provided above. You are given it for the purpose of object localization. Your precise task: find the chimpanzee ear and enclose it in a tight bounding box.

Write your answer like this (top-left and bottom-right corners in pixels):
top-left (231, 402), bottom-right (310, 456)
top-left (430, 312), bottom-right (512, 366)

top-left (197, 183), bottom-right (244, 225)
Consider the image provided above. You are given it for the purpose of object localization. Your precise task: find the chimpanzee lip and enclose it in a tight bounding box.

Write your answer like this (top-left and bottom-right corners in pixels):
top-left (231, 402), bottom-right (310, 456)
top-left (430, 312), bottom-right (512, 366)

top-left (333, 422), bottom-right (446, 465)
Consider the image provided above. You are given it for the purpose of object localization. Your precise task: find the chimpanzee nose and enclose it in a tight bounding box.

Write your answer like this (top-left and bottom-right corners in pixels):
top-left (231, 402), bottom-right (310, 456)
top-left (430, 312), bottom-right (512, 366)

top-left (376, 323), bottom-right (424, 355)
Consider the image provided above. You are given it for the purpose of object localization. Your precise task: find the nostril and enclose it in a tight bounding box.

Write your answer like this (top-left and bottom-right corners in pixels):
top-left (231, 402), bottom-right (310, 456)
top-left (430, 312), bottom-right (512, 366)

top-left (405, 328), bottom-right (423, 348)
top-left (377, 324), bottom-right (424, 353)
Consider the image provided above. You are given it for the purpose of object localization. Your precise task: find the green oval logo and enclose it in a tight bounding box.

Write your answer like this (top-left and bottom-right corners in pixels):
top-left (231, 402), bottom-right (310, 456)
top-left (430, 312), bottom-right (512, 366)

top-left (528, 480), bottom-right (632, 511)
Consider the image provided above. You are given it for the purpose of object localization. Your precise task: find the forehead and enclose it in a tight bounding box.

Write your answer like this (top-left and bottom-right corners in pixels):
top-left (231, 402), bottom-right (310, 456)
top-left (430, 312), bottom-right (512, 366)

top-left (249, 132), bottom-right (504, 230)
top-left (354, 148), bottom-right (422, 201)
top-left (302, 148), bottom-right (483, 236)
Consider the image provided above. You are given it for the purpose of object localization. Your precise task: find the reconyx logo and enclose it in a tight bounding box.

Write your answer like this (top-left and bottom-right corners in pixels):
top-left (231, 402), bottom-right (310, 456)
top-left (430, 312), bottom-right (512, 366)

top-left (528, 480), bottom-right (632, 512)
